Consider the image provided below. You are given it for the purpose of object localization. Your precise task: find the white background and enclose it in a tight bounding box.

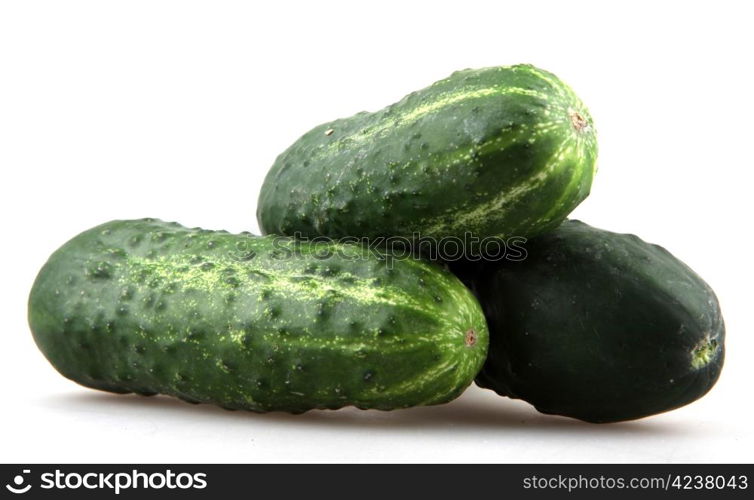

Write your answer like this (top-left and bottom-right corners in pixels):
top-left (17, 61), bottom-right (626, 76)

top-left (1, 0), bottom-right (752, 463)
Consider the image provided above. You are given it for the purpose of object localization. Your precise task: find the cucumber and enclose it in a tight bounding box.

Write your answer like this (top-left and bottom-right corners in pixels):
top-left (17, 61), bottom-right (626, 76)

top-left (257, 64), bottom-right (597, 245)
top-left (28, 219), bottom-right (488, 412)
top-left (465, 220), bottom-right (724, 423)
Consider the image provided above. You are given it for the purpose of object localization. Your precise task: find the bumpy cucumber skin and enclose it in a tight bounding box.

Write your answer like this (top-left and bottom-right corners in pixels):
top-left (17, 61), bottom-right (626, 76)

top-left (469, 220), bottom-right (724, 423)
top-left (28, 219), bottom-right (488, 412)
top-left (257, 64), bottom-right (597, 242)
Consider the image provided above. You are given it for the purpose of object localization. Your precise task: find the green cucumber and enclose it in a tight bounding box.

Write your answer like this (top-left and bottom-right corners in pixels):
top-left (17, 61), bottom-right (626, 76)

top-left (257, 64), bottom-right (597, 244)
top-left (28, 219), bottom-right (488, 412)
top-left (466, 220), bottom-right (724, 423)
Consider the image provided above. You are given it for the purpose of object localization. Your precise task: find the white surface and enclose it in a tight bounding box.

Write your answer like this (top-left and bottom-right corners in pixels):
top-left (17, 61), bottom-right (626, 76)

top-left (1, 0), bottom-right (752, 463)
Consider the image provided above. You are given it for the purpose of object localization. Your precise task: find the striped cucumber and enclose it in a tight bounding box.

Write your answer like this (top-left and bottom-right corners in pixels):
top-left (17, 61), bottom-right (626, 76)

top-left (28, 219), bottom-right (488, 412)
top-left (257, 64), bottom-right (597, 243)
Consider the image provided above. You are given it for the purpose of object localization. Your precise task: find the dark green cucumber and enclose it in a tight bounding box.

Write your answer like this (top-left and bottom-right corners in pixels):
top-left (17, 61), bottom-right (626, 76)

top-left (257, 64), bottom-right (597, 243)
top-left (28, 219), bottom-right (488, 412)
top-left (466, 220), bottom-right (724, 423)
